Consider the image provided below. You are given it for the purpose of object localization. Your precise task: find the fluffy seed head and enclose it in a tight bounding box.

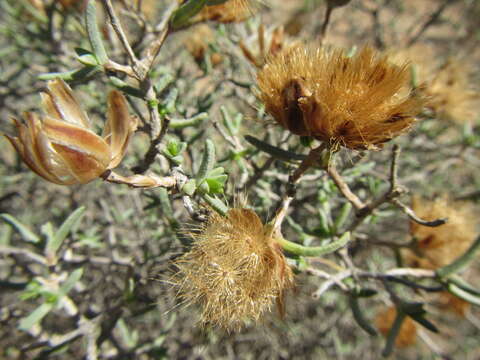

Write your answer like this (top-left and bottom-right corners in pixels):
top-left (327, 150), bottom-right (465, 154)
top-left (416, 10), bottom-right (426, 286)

top-left (425, 60), bottom-right (480, 124)
top-left (171, 208), bottom-right (293, 331)
top-left (184, 24), bottom-right (223, 66)
top-left (257, 45), bottom-right (425, 150)
top-left (403, 196), bottom-right (477, 270)
top-left (389, 47), bottom-right (479, 124)
top-left (198, 0), bottom-right (256, 23)
top-left (375, 307), bottom-right (417, 348)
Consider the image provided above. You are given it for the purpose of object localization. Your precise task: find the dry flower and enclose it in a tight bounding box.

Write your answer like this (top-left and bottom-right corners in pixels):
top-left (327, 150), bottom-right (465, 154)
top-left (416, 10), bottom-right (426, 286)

top-left (239, 24), bottom-right (288, 68)
top-left (425, 59), bottom-right (480, 124)
top-left (375, 307), bottom-right (417, 348)
top-left (257, 45), bottom-right (425, 150)
top-left (171, 208), bottom-right (293, 331)
top-left (403, 196), bottom-right (477, 270)
top-left (438, 292), bottom-right (470, 317)
top-left (198, 0), bottom-right (256, 23)
top-left (184, 24), bottom-right (223, 66)
top-left (401, 196), bottom-right (477, 317)
top-left (4, 79), bottom-right (137, 185)
top-left (389, 47), bottom-right (479, 124)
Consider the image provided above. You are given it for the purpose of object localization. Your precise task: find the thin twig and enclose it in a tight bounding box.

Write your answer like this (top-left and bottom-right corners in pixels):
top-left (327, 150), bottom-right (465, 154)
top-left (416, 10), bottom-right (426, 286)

top-left (104, 0), bottom-right (145, 79)
top-left (290, 143), bottom-right (326, 184)
top-left (391, 199), bottom-right (447, 227)
top-left (327, 164), bottom-right (365, 210)
top-left (312, 270), bottom-right (352, 298)
top-left (406, 0), bottom-right (453, 47)
top-left (0, 246), bottom-right (47, 265)
top-left (319, 5), bottom-right (333, 45)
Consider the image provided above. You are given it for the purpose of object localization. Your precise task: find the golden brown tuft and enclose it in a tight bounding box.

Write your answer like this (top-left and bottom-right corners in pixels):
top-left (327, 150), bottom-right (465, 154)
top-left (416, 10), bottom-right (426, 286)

top-left (389, 47), bottom-right (479, 124)
top-left (401, 196), bottom-right (476, 317)
top-left (198, 0), bottom-right (256, 23)
top-left (257, 45), bottom-right (425, 150)
top-left (425, 59), bottom-right (480, 124)
top-left (403, 196), bottom-right (477, 270)
top-left (438, 292), bottom-right (470, 317)
top-left (184, 24), bottom-right (223, 66)
top-left (375, 307), bottom-right (417, 348)
top-left (171, 208), bottom-right (293, 331)
top-left (240, 25), bottom-right (290, 69)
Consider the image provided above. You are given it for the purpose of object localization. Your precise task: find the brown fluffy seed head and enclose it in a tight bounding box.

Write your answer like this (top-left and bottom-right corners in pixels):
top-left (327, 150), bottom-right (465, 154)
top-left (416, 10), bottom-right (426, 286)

top-left (184, 24), bottom-right (223, 66)
top-left (240, 25), bottom-right (290, 69)
top-left (171, 208), bottom-right (293, 331)
top-left (257, 45), bottom-right (425, 150)
top-left (198, 0), bottom-right (257, 23)
top-left (403, 196), bottom-right (477, 270)
top-left (375, 307), bottom-right (417, 348)
top-left (389, 47), bottom-right (479, 124)
top-left (425, 59), bottom-right (480, 124)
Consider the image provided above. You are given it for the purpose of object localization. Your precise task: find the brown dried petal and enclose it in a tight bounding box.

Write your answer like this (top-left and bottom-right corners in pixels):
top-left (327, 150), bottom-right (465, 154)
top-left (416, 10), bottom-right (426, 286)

top-left (42, 79), bottom-right (91, 128)
top-left (103, 91), bottom-right (137, 169)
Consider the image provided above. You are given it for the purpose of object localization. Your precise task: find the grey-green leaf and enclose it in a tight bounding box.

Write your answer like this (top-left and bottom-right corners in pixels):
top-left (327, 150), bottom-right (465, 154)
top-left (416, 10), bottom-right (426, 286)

top-left (18, 302), bottom-right (54, 331)
top-left (0, 214), bottom-right (40, 243)
top-left (47, 207), bottom-right (86, 256)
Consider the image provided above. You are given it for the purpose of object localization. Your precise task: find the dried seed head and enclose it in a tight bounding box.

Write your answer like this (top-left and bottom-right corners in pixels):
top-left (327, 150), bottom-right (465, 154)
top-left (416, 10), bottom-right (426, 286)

top-left (401, 196), bottom-right (476, 317)
top-left (438, 292), bottom-right (470, 317)
top-left (403, 196), bottom-right (477, 270)
top-left (240, 25), bottom-right (291, 68)
top-left (184, 24), bottom-right (223, 66)
top-left (198, 0), bottom-right (257, 23)
top-left (171, 208), bottom-right (293, 331)
top-left (257, 45), bottom-right (425, 150)
top-left (375, 307), bottom-right (417, 348)
top-left (425, 59), bottom-right (480, 124)
top-left (389, 47), bottom-right (479, 124)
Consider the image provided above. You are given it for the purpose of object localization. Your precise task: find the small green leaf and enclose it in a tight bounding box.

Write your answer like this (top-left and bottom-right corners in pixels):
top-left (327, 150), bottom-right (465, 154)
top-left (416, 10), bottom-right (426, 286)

top-left (159, 88), bottom-right (178, 116)
top-left (41, 222), bottom-right (55, 244)
top-left (409, 313), bottom-right (438, 333)
top-left (47, 207), bottom-right (86, 256)
top-left (169, 113), bottom-right (208, 129)
top-left (181, 179), bottom-right (197, 196)
top-left (245, 135), bottom-right (307, 162)
top-left (196, 140), bottom-right (216, 182)
top-left (59, 268), bottom-right (83, 298)
top-left (170, 0), bottom-right (209, 29)
top-left (220, 106), bottom-right (238, 136)
top-left (78, 53), bottom-right (99, 67)
top-left (0, 214), bottom-right (40, 243)
top-left (447, 283), bottom-right (480, 306)
top-left (38, 65), bottom-right (102, 82)
top-left (349, 295), bottom-right (377, 336)
top-left (19, 302), bottom-right (54, 331)
top-left (202, 194), bottom-right (228, 216)
top-left (205, 175), bottom-right (228, 194)
top-left (85, 0), bottom-right (108, 64)
top-left (109, 77), bottom-right (145, 98)
top-left (117, 318), bottom-right (139, 348)
top-left (333, 202), bottom-right (352, 233)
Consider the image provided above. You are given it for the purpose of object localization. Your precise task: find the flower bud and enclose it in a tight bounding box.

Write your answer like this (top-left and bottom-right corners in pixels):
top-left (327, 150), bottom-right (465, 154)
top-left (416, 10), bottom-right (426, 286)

top-left (5, 79), bottom-right (137, 185)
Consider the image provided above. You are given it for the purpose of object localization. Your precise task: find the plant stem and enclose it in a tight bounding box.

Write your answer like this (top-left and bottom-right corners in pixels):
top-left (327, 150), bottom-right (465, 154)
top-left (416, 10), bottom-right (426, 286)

top-left (275, 232), bottom-right (350, 257)
top-left (437, 235), bottom-right (480, 278)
